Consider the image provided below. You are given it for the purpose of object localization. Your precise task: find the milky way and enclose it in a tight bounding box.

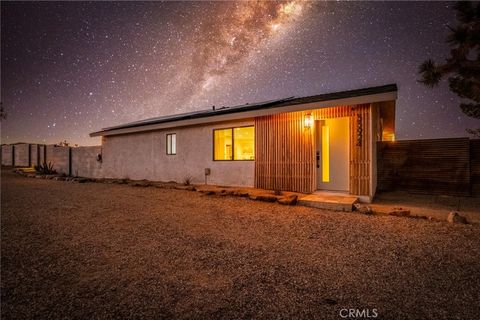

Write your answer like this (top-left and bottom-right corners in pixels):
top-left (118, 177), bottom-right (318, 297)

top-left (1, 1), bottom-right (478, 145)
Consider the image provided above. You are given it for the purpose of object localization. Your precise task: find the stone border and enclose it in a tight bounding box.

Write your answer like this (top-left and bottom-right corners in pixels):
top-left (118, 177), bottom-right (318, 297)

top-left (13, 168), bottom-right (299, 206)
top-left (12, 168), bottom-right (471, 223)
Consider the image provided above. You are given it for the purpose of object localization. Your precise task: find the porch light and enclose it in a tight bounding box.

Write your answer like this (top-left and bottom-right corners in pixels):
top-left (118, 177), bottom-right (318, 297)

top-left (304, 113), bottom-right (313, 128)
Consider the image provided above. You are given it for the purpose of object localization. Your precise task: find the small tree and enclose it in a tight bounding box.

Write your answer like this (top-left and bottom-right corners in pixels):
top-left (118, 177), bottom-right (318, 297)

top-left (57, 140), bottom-right (69, 147)
top-left (419, 1), bottom-right (480, 136)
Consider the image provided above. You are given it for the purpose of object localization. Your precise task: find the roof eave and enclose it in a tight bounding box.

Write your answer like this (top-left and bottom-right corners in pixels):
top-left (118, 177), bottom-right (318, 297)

top-left (90, 89), bottom-right (397, 137)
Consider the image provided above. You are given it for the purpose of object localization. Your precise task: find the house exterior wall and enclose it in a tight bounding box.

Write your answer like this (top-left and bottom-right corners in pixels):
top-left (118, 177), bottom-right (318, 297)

top-left (255, 104), bottom-right (374, 197)
top-left (370, 103), bottom-right (380, 199)
top-left (101, 119), bottom-right (255, 187)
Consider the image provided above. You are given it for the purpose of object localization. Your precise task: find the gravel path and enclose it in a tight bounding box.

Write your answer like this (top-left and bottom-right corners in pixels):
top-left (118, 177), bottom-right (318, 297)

top-left (2, 169), bottom-right (480, 319)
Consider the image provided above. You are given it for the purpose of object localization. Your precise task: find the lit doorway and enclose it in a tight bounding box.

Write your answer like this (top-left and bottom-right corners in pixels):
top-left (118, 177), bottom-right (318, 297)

top-left (316, 117), bottom-right (350, 191)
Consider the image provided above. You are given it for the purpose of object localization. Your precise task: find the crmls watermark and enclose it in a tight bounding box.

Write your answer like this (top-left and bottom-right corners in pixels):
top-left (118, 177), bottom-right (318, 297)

top-left (339, 308), bottom-right (378, 318)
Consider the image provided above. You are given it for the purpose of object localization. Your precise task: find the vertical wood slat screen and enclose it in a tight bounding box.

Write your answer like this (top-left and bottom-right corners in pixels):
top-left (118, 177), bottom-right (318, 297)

top-left (255, 104), bottom-right (372, 195)
top-left (255, 111), bottom-right (315, 193)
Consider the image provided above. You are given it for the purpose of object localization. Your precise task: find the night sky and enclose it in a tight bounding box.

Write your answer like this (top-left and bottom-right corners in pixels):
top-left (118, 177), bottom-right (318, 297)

top-left (1, 1), bottom-right (478, 146)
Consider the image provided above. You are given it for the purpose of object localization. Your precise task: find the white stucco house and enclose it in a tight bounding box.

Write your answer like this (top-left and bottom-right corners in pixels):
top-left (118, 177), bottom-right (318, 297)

top-left (90, 84), bottom-right (397, 201)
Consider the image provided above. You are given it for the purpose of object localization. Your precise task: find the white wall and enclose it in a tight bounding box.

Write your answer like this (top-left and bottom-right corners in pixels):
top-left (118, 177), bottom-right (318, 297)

top-left (46, 145), bottom-right (70, 174)
top-left (1, 145), bottom-right (13, 166)
top-left (14, 144), bottom-right (30, 167)
top-left (71, 146), bottom-right (103, 178)
top-left (30, 144), bottom-right (38, 167)
top-left (39, 145), bottom-right (46, 164)
top-left (102, 120), bottom-right (255, 187)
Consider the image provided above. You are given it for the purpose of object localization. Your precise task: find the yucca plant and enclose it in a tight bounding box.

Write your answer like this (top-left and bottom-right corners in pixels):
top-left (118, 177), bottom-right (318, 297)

top-left (34, 162), bottom-right (57, 174)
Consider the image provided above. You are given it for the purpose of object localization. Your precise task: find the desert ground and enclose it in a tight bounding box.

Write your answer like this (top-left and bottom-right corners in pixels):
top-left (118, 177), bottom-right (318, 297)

top-left (1, 169), bottom-right (480, 319)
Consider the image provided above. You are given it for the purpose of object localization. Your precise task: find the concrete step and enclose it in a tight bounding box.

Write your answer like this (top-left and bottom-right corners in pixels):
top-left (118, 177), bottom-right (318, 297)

top-left (298, 194), bottom-right (359, 212)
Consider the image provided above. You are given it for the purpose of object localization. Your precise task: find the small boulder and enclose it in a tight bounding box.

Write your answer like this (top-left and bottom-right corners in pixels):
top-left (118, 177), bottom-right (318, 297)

top-left (233, 191), bottom-right (249, 197)
top-left (278, 195), bottom-right (298, 205)
top-left (354, 203), bottom-right (373, 215)
top-left (447, 212), bottom-right (467, 224)
top-left (217, 189), bottom-right (234, 196)
top-left (175, 185), bottom-right (195, 191)
top-left (255, 194), bottom-right (278, 203)
top-left (132, 181), bottom-right (151, 187)
top-left (388, 207), bottom-right (410, 217)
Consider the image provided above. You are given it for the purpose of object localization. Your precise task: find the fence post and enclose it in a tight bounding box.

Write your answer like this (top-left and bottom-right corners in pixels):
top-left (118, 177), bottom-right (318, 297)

top-left (28, 144), bottom-right (32, 167)
top-left (37, 144), bottom-right (40, 167)
top-left (68, 147), bottom-right (72, 176)
top-left (12, 145), bottom-right (15, 167)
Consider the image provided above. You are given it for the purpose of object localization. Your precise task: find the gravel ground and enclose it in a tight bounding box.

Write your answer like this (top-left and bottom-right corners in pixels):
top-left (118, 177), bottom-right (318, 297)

top-left (2, 169), bottom-right (480, 319)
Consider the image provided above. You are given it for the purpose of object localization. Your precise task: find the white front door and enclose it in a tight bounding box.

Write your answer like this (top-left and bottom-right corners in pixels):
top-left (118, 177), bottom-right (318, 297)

top-left (316, 117), bottom-right (350, 191)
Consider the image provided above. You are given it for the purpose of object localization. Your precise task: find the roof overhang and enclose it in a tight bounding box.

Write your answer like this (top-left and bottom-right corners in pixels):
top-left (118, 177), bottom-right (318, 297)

top-left (90, 85), bottom-right (397, 137)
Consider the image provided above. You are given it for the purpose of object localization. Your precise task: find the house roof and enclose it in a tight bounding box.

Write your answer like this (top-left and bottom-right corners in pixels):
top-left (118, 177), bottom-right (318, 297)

top-left (90, 83), bottom-right (397, 137)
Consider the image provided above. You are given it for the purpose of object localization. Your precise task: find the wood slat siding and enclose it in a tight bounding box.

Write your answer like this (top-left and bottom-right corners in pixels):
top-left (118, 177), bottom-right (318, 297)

top-left (470, 139), bottom-right (480, 195)
top-left (255, 104), bottom-right (372, 194)
top-left (377, 138), bottom-right (471, 196)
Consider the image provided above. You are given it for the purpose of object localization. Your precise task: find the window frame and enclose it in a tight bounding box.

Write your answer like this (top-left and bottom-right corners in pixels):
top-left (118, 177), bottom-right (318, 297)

top-left (166, 133), bottom-right (177, 155)
top-left (212, 125), bottom-right (254, 161)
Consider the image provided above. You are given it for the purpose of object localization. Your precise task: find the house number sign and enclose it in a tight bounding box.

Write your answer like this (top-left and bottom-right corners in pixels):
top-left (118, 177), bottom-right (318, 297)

top-left (357, 114), bottom-right (363, 146)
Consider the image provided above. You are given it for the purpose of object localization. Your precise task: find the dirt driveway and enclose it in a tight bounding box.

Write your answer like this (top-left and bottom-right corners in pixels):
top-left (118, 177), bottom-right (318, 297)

top-left (1, 169), bottom-right (480, 319)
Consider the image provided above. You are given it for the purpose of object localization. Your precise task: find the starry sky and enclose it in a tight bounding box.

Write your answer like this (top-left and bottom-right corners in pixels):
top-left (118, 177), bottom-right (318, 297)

top-left (1, 1), bottom-right (478, 146)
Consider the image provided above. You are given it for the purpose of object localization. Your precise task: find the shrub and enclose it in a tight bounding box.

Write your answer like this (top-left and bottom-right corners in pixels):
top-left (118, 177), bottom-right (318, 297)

top-left (183, 176), bottom-right (193, 186)
top-left (34, 162), bottom-right (57, 174)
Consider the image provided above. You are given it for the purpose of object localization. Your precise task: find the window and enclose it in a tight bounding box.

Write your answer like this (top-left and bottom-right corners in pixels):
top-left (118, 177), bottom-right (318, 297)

top-left (166, 133), bottom-right (176, 155)
top-left (214, 129), bottom-right (232, 160)
top-left (213, 126), bottom-right (254, 160)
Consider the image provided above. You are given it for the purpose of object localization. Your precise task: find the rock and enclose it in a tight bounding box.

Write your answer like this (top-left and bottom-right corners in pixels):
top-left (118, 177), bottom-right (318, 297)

top-left (77, 178), bottom-right (89, 183)
top-left (53, 177), bottom-right (65, 181)
top-left (278, 195), bottom-right (298, 205)
top-left (324, 298), bottom-right (338, 305)
top-left (131, 181), bottom-right (151, 187)
top-left (354, 203), bottom-right (373, 214)
top-left (447, 212), bottom-right (467, 224)
top-left (111, 179), bottom-right (128, 184)
top-left (204, 190), bottom-right (216, 195)
top-left (388, 207), bottom-right (410, 217)
top-left (234, 192), bottom-right (250, 197)
top-left (254, 194), bottom-right (278, 203)
top-left (26, 174), bottom-right (36, 178)
top-left (35, 175), bottom-right (44, 179)
top-left (175, 185), bottom-right (195, 191)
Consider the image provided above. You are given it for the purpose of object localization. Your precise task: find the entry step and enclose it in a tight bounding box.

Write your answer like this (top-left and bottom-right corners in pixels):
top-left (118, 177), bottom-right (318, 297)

top-left (298, 193), bottom-right (359, 212)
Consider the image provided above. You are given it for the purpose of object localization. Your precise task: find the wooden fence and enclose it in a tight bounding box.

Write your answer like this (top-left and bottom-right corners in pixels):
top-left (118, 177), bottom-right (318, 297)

top-left (377, 138), bottom-right (479, 196)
